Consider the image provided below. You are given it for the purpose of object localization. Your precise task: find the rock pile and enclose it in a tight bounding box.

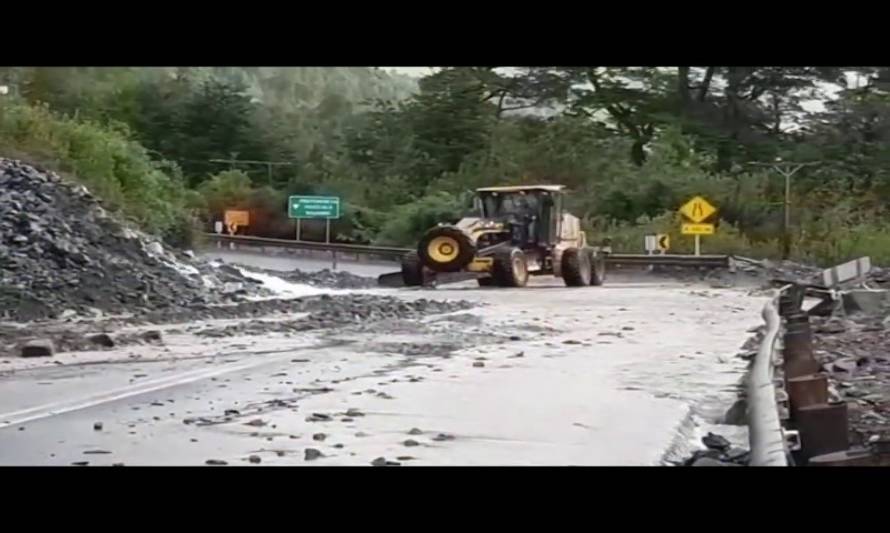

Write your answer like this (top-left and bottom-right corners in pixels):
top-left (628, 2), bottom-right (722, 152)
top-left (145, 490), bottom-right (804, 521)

top-left (0, 158), bottom-right (260, 321)
top-left (681, 432), bottom-right (749, 466)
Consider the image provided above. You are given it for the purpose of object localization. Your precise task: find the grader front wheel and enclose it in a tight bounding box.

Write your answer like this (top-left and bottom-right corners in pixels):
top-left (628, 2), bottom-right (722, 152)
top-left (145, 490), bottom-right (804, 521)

top-left (492, 248), bottom-right (529, 288)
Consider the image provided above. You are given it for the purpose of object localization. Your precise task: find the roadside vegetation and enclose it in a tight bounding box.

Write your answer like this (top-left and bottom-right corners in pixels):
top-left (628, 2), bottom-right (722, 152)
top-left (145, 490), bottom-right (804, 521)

top-left (1, 67), bottom-right (888, 265)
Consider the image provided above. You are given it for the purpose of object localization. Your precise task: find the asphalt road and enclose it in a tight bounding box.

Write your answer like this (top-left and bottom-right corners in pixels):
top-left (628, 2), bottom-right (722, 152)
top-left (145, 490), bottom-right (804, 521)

top-left (0, 251), bottom-right (765, 465)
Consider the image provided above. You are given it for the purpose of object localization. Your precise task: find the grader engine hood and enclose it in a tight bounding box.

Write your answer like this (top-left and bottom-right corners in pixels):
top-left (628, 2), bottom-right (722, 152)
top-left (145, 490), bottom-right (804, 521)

top-left (417, 218), bottom-right (506, 273)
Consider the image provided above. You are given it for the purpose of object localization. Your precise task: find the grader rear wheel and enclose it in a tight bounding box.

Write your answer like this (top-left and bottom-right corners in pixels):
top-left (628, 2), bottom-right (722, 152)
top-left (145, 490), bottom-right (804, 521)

top-left (562, 247), bottom-right (591, 287)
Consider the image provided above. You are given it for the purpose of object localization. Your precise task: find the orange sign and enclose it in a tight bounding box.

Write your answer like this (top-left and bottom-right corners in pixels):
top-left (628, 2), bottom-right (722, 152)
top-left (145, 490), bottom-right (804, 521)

top-left (224, 210), bottom-right (249, 228)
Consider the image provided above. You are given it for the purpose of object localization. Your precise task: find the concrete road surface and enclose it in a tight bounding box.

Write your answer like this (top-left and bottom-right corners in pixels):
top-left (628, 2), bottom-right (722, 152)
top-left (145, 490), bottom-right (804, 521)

top-left (0, 251), bottom-right (765, 465)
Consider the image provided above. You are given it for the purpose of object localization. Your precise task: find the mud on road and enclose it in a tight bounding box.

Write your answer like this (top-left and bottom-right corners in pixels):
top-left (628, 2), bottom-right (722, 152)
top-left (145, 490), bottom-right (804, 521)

top-left (0, 264), bottom-right (766, 466)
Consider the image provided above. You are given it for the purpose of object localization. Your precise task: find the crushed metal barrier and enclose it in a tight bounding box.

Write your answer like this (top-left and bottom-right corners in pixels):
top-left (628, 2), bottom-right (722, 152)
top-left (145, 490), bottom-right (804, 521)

top-left (768, 280), bottom-right (890, 466)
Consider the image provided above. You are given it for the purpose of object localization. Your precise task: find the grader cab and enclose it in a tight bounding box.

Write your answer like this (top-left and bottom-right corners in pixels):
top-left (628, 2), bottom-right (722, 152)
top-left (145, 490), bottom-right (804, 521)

top-left (398, 185), bottom-right (607, 288)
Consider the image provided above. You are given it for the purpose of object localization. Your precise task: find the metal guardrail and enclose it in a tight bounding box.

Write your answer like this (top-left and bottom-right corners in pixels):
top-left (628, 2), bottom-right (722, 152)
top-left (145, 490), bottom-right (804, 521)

top-left (204, 233), bottom-right (410, 258)
top-left (606, 254), bottom-right (730, 268)
top-left (204, 234), bottom-right (731, 268)
top-left (747, 287), bottom-right (790, 467)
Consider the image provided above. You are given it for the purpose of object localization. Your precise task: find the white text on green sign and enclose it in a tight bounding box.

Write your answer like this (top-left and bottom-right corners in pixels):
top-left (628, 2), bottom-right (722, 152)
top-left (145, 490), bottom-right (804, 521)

top-left (289, 196), bottom-right (341, 219)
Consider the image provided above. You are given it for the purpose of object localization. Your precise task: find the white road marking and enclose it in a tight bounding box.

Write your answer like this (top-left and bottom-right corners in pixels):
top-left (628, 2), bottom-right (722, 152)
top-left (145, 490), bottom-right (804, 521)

top-left (0, 341), bottom-right (321, 429)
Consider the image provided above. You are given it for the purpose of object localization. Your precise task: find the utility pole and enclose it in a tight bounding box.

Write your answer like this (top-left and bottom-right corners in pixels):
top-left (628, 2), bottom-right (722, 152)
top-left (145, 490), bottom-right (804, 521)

top-left (749, 159), bottom-right (819, 260)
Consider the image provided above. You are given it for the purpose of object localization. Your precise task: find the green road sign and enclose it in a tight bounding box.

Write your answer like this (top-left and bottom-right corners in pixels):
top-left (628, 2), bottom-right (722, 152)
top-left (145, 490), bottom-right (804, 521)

top-left (288, 195), bottom-right (340, 219)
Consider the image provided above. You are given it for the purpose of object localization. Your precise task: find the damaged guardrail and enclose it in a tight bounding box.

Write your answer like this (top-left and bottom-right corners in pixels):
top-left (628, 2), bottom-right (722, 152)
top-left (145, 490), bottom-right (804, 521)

top-left (747, 288), bottom-right (790, 466)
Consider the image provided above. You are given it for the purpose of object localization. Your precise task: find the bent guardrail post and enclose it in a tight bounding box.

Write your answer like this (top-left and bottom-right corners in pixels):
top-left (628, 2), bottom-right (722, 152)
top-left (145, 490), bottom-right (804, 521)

top-left (748, 290), bottom-right (789, 467)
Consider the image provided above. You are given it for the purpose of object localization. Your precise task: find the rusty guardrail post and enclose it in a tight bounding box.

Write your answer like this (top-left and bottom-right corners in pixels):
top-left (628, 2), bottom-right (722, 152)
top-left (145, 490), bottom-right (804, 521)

top-left (783, 312), bottom-right (820, 380)
top-left (748, 289), bottom-right (789, 466)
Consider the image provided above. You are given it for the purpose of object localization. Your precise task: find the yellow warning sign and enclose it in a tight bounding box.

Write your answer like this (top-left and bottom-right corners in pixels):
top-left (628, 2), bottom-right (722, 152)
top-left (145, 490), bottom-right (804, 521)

top-left (679, 196), bottom-right (717, 224)
top-left (657, 234), bottom-right (670, 251)
top-left (681, 223), bottom-right (715, 235)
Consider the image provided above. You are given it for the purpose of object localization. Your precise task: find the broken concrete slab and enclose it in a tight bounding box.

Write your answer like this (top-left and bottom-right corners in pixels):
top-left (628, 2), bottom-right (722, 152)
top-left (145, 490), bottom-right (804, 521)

top-left (842, 289), bottom-right (888, 315)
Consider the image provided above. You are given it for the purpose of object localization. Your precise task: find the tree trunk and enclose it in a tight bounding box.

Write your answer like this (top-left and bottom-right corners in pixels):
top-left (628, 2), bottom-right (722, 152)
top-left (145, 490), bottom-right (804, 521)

top-left (717, 67), bottom-right (747, 171)
top-left (698, 67), bottom-right (716, 102)
top-left (631, 139), bottom-right (646, 166)
top-left (678, 67), bottom-right (691, 104)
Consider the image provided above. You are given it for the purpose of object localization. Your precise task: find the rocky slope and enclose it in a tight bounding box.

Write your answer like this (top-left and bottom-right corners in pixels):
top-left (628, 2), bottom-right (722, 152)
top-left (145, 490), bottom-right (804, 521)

top-left (0, 158), bottom-right (269, 321)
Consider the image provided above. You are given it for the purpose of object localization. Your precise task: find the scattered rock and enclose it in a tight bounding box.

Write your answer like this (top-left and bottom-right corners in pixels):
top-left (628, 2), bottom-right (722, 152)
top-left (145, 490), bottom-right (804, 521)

top-left (248, 455), bottom-right (261, 464)
top-left (93, 421), bottom-right (103, 431)
top-left (816, 322), bottom-right (847, 334)
top-left (71, 461), bottom-right (90, 466)
top-left (432, 433), bottom-right (456, 442)
top-left (725, 447), bottom-right (750, 464)
top-left (83, 450), bottom-right (112, 455)
top-left (313, 433), bottom-right (327, 442)
top-left (345, 408), bottom-right (364, 417)
top-left (702, 432), bottom-right (731, 451)
top-left (205, 459), bottom-right (228, 466)
top-left (403, 439), bottom-right (420, 447)
top-left (142, 330), bottom-right (163, 343)
top-left (509, 336), bottom-right (521, 341)
top-left (736, 350), bottom-right (757, 361)
top-left (371, 457), bottom-right (401, 467)
top-left (562, 339), bottom-right (582, 345)
top-left (408, 428), bottom-right (423, 436)
top-left (832, 359), bottom-right (858, 373)
top-left (692, 457), bottom-right (741, 467)
top-left (20, 339), bottom-right (54, 358)
top-left (86, 333), bottom-right (114, 348)
top-left (244, 418), bottom-right (267, 427)
top-left (473, 361), bottom-right (485, 368)
top-left (304, 448), bottom-right (323, 461)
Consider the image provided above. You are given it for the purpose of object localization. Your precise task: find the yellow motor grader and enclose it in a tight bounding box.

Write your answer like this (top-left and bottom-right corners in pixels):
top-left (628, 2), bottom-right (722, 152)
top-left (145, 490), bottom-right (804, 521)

top-left (394, 185), bottom-right (607, 288)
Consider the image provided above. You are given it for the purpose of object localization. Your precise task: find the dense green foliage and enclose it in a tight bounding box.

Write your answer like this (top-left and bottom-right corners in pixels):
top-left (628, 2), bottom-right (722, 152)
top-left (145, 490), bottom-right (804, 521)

top-left (1, 66), bottom-right (889, 265)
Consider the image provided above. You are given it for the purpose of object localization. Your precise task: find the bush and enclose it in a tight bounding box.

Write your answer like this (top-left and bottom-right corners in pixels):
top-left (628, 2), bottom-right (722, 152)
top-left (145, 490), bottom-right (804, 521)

top-left (587, 212), bottom-right (782, 258)
top-left (374, 191), bottom-right (468, 246)
top-left (0, 98), bottom-right (188, 236)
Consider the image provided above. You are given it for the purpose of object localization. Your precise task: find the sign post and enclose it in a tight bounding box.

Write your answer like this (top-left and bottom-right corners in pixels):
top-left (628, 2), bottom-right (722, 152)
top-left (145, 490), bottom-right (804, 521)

top-left (288, 195), bottom-right (341, 268)
top-left (679, 196), bottom-right (717, 256)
